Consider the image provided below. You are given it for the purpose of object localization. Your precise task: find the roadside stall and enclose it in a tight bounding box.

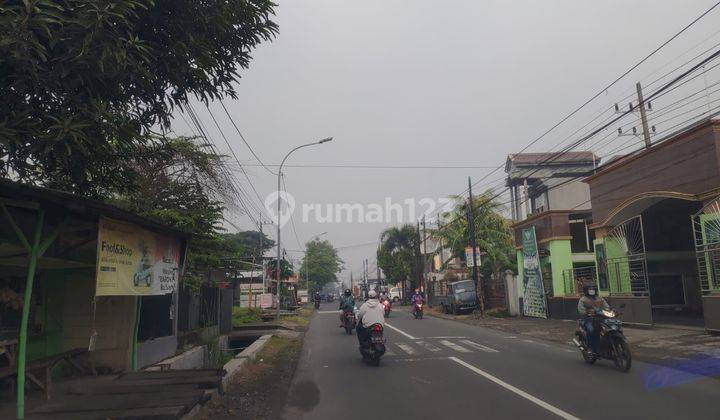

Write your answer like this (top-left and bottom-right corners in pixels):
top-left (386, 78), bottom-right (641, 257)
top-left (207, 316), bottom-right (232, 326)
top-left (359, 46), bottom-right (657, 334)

top-left (0, 180), bottom-right (187, 418)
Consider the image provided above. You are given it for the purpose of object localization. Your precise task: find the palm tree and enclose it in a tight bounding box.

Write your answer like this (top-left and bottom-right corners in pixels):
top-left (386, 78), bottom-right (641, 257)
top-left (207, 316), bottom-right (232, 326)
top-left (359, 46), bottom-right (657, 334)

top-left (377, 224), bottom-right (420, 301)
top-left (434, 192), bottom-right (516, 306)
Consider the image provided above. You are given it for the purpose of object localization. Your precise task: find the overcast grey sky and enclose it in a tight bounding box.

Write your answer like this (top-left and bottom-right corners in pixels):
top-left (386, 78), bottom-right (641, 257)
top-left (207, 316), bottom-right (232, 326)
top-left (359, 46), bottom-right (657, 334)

top-left (173, 0), bottom-right (720, 287)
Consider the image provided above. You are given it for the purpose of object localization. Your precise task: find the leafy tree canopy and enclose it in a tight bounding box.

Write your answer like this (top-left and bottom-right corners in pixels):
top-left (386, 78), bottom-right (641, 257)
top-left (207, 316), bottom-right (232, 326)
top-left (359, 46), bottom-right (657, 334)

top-left (377, 224), bottom-right (420, 293)
top-left (299, 239), bottom-right (344, 293)
top-left (0, 0), bottom-right (277, 197)
top-left (434, 192), bottom-right (516, 280)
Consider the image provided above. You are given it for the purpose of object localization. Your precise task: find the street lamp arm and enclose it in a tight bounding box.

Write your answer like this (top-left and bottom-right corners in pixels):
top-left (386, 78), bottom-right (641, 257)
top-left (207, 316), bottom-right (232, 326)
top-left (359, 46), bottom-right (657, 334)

top-left (278, 138), bottom-right (332, 174)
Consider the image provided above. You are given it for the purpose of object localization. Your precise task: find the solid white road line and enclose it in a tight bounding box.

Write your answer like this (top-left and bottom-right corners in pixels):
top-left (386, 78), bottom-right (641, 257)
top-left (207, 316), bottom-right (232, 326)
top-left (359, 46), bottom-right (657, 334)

top-left (439, 340), bottom-right (472, 353)
top-left (384, 323), bottom-right (417, 340)
top-left (460, 340), bottom-right (499, 353)
top-left (317, 310), bottom-right (341, 314)
top-left (416, 341), bottom-right (442, 352)
top-left (396, 343), bottom-right (418, 355)
top-left (449, 357), bottom-right (581, 420)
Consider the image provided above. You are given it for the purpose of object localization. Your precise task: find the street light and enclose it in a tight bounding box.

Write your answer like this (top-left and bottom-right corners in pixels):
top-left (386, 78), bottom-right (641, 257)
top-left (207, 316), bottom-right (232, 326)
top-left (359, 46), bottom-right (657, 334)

top-left (276, 138), bottom-right (333, 320)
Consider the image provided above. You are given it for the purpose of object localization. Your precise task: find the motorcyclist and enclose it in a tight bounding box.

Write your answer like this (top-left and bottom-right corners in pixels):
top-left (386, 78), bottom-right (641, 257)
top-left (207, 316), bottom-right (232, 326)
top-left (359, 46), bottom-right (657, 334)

top-left (356, 290), bottom-right (385, 346)
top-left (578, 284), bottom-right (610, 355)
top-left (339, 289), bottom-right (356, 327)
top-left (411, 289), bottom-right (423, 305)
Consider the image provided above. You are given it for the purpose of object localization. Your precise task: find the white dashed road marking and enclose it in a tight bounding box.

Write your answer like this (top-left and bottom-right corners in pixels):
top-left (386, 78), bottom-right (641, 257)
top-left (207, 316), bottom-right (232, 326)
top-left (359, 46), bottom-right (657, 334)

top-left (439, 340), bottom-right (472, 353)
top-left (396, 343), bottom-right (417, 355)
top-left (416, 341), bottom-right (442, 352)
top-left (449, 357), bottom-right (581, 420)
top-left (317, 310), bottom-right (341, 314)
top-left (459, 340), bottom-right (499, 353)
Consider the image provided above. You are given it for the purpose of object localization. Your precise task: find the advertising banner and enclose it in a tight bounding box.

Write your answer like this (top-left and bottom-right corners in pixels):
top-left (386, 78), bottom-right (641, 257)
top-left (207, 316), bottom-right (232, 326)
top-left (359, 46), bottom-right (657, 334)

top-left (96, 217), bottom-right (181, 296)
top-left (521, 227), bottom-right (548, 318)
top-left (465, 246), bottom-right (482, 267)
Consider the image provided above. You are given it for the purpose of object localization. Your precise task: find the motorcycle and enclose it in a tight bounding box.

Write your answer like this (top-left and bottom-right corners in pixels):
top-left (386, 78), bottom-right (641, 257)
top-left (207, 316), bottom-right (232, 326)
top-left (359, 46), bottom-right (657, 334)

top-left (573, 308), bottom-right (632, 372)
top-left (359, 323), bottom-right (386, 366)
top-left (314, 299), bottom-right (320, 309)
top-left (382, 299), bottom-right (391, 318)
top-left (342, 310), bottom-right (357, 335)
top-left (413, 301), bottom-right (424, 319)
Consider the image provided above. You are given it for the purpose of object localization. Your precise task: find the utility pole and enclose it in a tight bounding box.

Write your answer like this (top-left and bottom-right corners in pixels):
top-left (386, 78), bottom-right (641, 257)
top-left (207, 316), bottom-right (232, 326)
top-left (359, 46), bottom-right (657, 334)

top-left (416, 221), bottom-right (424, 298)
top-left (467, 177), bottom-right (484, 315)
top-left (636, 82), bottom-right (652, 148)
top-left (421, 215), bottom-right (428, 298)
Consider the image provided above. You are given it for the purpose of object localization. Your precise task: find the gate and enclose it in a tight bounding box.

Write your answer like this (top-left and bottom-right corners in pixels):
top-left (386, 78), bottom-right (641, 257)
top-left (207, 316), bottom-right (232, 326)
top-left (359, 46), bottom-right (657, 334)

top-left (604, 216), bottom-right (649, 296)
top-left (692, 198), bottom-right (720, 295)
top-left (692, 197), bottom-right (720, 332)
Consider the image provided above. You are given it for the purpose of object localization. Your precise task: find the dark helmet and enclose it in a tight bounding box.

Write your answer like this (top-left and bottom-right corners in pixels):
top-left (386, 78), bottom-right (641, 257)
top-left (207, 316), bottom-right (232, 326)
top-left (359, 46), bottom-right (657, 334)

top-left (582, 284), bottom-right (597, 297)
top-left (344, 289), bottom-right (351, 296)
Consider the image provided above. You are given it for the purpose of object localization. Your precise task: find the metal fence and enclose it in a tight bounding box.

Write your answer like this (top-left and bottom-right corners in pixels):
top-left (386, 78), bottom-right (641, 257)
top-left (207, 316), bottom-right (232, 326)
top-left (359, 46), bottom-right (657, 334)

top-left (562, 266), bottom-right (597, 296)
top-left (178, 285), bottom-right (233, 333)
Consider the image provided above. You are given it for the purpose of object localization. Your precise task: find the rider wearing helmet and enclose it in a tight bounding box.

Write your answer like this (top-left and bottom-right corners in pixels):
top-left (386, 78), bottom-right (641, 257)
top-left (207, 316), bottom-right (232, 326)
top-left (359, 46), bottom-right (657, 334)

top-left (356, 290), bottom-right (385, 345)
top-left (339, 289), bottom-right (356, 327)
top-left (578, 284), bottom-right (609, 355)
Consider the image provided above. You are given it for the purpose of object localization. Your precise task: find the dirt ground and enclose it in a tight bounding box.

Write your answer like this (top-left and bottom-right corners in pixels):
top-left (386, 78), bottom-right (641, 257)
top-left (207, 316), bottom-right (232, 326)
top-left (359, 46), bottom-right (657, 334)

top-left (201, 335), bottom-right (303, 420)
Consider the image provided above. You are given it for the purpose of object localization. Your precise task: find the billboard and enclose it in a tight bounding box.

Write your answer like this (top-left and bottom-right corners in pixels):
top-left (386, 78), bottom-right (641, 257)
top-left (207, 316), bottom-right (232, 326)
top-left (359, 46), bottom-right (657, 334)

top-left (521, 227), bottom-right (547, 318)
top-left (95, 217), bottom-right (181, 296)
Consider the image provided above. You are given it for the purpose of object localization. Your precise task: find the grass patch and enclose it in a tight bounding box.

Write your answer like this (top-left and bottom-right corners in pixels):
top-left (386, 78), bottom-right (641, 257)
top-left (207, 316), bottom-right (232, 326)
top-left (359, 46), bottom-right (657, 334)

top-left (232, 306), bottom-right (262, 326)
top-left (281, 306), bottom-right (313, 328)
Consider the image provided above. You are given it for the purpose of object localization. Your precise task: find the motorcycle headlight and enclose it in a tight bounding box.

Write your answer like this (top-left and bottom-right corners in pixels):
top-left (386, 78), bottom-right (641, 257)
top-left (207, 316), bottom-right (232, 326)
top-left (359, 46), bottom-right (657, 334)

top-left (601, 310), bottom-right (616, 318)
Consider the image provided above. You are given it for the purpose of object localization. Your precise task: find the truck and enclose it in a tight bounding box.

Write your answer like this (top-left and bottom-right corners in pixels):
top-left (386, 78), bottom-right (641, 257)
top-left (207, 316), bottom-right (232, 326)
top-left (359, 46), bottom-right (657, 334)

top-left (436, 280), bottom-right (479, 315)
top-left (297, 289), bottom-right (309, 304)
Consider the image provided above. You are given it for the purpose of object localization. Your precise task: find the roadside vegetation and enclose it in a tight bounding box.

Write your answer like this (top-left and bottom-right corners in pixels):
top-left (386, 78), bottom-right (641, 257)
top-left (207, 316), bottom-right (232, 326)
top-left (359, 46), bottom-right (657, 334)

top-left (232, 307), bottom-right (263, 327)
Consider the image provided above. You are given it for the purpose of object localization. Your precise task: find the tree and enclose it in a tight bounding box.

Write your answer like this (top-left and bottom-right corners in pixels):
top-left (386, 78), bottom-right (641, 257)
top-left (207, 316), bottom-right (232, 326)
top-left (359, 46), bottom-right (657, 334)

top-left (435, 192), bottom-right (516, 286)
top-left (0, 0), bottom-right (278, 197)
top-left (299, 239), bottom-right (344, 292)
top-left (377, 224), bottom-right (420, 298)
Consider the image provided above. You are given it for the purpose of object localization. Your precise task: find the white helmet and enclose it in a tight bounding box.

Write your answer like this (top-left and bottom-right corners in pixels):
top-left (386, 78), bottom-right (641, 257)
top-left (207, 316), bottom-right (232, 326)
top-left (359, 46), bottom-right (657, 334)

top-left (368, 290), bottom-right (378, 298)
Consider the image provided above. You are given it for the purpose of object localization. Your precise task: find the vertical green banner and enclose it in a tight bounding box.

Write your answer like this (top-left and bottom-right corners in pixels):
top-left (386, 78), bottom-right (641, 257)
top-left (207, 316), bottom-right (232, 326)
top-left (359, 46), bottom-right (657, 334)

top-left (522, 227), bottom-right (548, 318)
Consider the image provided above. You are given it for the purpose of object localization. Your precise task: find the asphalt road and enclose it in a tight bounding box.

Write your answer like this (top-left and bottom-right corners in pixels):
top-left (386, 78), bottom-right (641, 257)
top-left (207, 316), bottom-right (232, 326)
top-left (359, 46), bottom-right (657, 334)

top-left (283, 302), bottom-right (720, 420)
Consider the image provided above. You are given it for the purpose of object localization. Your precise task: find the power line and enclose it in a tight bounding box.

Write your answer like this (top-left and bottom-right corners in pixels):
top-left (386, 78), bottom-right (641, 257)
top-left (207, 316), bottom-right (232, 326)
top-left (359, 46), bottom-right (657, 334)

top-left (426, 1), bottom-right (720, 220)
top-left (228, 163), bottom-right (500, 170)
top-left (218, 100), bottom-right (277, 176)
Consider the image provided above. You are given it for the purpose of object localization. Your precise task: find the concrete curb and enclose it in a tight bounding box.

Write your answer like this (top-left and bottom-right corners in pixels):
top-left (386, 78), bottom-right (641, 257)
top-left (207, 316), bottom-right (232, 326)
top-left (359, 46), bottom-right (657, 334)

top-left (221, 334), bottom-right (273, 390)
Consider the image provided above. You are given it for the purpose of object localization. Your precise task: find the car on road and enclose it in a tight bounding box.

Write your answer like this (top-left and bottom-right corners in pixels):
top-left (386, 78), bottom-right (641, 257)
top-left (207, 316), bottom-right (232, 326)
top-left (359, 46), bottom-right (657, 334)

top-left (437, 280), bottom-right (479, 315)
top-left (389, 287), bottom-right (401, 302)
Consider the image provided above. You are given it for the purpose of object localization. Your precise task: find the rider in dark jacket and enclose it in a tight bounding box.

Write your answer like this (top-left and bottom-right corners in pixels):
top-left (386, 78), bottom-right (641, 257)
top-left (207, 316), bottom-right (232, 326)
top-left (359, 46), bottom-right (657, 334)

top-left (578, 285), bottom-right (609, 354)
top-left (339, 289), bottom-right (355, 326)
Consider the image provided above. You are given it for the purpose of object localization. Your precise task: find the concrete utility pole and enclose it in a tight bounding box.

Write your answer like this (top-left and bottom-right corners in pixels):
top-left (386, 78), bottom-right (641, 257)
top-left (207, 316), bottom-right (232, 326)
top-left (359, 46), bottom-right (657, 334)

top-left (636, 82), bottom-right (652, 148)
top-left (416, 221), bottom-right (424, 297)
top-left (421, 215), bottom-right (428, 298)
top-left (467, 177), bottom-right (484, 315)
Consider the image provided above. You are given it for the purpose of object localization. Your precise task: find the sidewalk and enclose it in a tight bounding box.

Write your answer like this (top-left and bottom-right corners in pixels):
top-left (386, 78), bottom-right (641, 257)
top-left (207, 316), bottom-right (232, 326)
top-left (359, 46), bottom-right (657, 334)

top-left (427, 307), bottom-right (720, 368)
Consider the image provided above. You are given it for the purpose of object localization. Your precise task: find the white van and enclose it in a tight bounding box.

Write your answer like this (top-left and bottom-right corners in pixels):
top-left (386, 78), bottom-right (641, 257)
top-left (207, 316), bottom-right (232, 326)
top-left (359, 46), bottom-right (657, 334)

top-left (389, 287), bottom-right (401, 302)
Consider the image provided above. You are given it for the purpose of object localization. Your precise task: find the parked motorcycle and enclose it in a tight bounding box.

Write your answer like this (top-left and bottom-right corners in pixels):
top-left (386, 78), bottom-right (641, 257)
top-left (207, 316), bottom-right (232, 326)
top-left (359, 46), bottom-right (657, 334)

top-left (358, 323), bottom-right (386, 366)
top-left (573, 308), bottom-right (632, 372)
top-left (382, 299), bottom-right (391, 318)
top-left (413, 301), bottom-right (424, 319)
top-left (342, 310), bottom-right (357, 335)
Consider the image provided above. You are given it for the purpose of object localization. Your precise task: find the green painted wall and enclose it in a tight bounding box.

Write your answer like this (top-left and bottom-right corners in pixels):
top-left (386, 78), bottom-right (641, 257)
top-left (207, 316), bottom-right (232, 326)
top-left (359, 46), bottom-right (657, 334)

top-left (516, 249), bottom-right (524, 297)
top-left (547, 239), bottom-right (573, 296)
